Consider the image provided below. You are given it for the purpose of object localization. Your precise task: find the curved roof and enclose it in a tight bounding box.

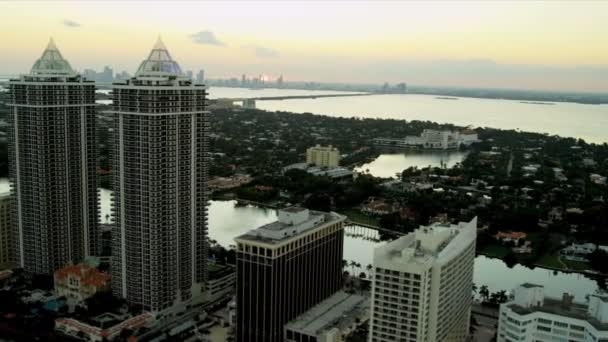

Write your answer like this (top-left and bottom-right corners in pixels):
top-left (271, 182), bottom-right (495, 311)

top-left (135, 37), bottom-right (183, 77)
top-left (31, 38), bottom-right (75, 76)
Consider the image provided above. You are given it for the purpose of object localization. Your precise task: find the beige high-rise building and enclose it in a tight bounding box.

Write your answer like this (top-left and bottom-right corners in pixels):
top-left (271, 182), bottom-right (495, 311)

top-left (306, 145), bottom-right (340, 167)
top-left (369, 218), bottom-right (477, 342)
top-left (0, 192), bottom-right (13, 270)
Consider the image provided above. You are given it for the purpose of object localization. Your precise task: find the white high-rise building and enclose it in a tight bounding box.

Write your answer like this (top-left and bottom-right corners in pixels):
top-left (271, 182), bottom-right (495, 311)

top-left (498, 284), bottom-right (608, 342)
top-left (110, 38), bottom-right (209, 312)
top-left (306, 145), bottom-right (340, 167)
top-left (368, 218), bottom-right (477, 342)
top-left (7, 39), bottom-right (99, 275)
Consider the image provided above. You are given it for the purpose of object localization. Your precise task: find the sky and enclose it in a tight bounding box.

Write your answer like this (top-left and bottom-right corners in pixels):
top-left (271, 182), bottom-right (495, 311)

top-left (1, 1), bottom-right (608, 92)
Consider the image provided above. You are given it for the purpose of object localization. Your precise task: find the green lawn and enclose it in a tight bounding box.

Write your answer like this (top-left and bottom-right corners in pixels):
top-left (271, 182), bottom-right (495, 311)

top-left (536, 253), bottom-right (590, 272)
top-left (479, 244), bottom-right (511, 258)
top-left (338, 208), bottom-right (381, 227)
top-left (562, 258), bottom-right (590, 271)
top-left (536, 254), bottom-right (563, 269)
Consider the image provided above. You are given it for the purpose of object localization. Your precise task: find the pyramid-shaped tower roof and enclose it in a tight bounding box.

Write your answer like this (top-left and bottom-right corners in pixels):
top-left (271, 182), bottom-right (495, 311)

top-left (135, 37), bottom-right (183, 77)
top-left (31, 38), bottom-right (75, 76)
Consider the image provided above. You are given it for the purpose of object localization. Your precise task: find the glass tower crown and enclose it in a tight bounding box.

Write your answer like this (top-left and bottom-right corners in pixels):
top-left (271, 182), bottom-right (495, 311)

top-left (30, 38), bottom-right (75, 76)
top-left (135, 37), bottom-right (183, 77)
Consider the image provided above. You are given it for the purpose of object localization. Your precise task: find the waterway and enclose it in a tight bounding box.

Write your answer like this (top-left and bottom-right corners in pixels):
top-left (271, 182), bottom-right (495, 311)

top-left (92, 86), bottom-right (608, 143)
top-left (0, 178), bottom-right (597, 301)
top-left (356, 150), bottom-right (469, 178)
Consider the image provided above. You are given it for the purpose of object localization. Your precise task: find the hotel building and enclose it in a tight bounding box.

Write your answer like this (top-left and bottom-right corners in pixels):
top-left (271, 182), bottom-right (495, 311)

top-left (369, 218), bottom-right (477, 342)
top-left (234, 207), bottom-right (346, 342)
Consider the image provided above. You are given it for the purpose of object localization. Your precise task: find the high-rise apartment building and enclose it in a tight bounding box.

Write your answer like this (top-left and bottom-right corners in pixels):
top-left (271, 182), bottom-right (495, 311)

top-left (234, 207), bottom-right (346, 342)
top-left (306, 145), bottom-right (340, 167)
top-left (196, 69), bottom-right (205, 84)
top-left (110, 38), bottom-right (209, 312)
top-left (7, 39), bottom-right (99, 275)
top-left (0, 192), bottom-right (13, 270)
top-left (498, 284), bottom-right (608, 342)
top-left (369, 218), bottom-right (477, 342)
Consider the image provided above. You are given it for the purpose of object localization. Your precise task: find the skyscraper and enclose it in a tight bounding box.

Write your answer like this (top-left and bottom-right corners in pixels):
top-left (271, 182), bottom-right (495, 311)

top-left (368, 218), bottom-right (477, 342)
top-left (196, 69), bottom-right (205, 84)
top-left (110, 38), bottom-right (209, 312)
top-left (7, 39), bottom-right (99, 275)
top-left (234, 207), bottom-right (346, 342)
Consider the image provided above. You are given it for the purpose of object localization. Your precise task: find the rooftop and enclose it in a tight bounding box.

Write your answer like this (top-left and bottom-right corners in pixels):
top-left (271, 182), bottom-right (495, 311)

top-left (508, 297), bottom-right (608, 331)
top-left (376, 218), bottom-right (477, 265)
top-left (54, 263), bottom-right (111, 287)
top-left (235, 208), bottom-right (345, 245)
top-left (285, 291), bottom-right (369, 337)
top-left (135, 37), bottom-right (183, 77)
top-left (30, 38), bottom-right (75, 76)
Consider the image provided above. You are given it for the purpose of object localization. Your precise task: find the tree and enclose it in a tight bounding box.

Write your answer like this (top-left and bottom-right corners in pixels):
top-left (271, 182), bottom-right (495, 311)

top-left (479, 285), bottom-right (490, 303)
top-left (503, 252), bottom-right (518, 268)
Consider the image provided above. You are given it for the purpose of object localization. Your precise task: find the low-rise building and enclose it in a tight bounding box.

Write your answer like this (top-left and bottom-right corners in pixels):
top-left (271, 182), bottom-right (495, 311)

top-left (283, 163), bottom-right (353, 179)
top-left (498, 284), bottom-right (608, 342)
top-left (55, 313), bottom-right (154, 342)
top-left (205, 262), bottom-right (236, 304)
top-left (284, 291), bottom-right (369, 342)
top-left (560, 243), bottom-right (598, 261)
top-left (54, 263), bottom-right (111, 302)
top-left (374, 129), bottom-right (479, 150)
top-left (495, 231), bottom-right (528, 244)
top-left (208, 175), bottom-right (253, 190)
top-left (590, 174), bottom-right (607, 185)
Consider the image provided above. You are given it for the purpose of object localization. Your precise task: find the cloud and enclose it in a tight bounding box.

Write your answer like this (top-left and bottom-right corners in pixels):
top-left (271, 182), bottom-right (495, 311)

top-left (245, 45), bottom-right (280, 58)
top-left (63, 19), bottom-right (81, 28)
top-left (189, 31), bottom-right (225, 46)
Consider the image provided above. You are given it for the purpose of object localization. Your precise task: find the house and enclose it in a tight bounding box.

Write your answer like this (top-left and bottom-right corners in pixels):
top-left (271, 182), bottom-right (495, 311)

top-left (361, 198), bottom-right (399, 216)
top-left (495, 231), bottom-right (527, 244)
top-left (548, 207), bottom-right (563, 223)
top-left (54, 264), bottom-right (111, 302)
top-left (590, 174), bottom-right (607, 185)
top-left (560, 243), bottom-right (597, 261)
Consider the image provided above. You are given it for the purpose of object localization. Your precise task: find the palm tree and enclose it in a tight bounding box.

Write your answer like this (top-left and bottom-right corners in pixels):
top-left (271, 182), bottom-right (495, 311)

top-left (348, 260), bottom-right (356, 274)
top-left (342, 259), bottom-right (348, 272)
top-left (479, 285), bottom-right (490, 303)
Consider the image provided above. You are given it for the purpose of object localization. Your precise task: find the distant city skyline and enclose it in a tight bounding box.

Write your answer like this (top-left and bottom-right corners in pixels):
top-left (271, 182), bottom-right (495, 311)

top-left (1, 1), bottom-right (608, 92)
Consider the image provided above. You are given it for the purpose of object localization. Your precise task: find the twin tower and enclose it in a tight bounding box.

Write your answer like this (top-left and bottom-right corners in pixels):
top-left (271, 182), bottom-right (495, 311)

top-left (7, 38), bottom-right (209, 311)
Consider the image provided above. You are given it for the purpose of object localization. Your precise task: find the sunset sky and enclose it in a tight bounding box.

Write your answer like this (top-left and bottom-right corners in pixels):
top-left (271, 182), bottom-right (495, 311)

top-left (1, 1), bottom-right (607, 92)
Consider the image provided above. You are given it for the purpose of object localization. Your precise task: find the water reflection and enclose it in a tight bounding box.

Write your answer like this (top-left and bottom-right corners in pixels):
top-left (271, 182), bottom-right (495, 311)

top-left (356, 150), bottom-right (468, 178)
top-left (3, 182), bottom-right (600, 300)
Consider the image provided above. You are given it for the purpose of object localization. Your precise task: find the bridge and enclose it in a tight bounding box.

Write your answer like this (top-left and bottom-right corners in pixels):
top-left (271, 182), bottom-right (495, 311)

top-left (217, 92), bottom-right (373, 109)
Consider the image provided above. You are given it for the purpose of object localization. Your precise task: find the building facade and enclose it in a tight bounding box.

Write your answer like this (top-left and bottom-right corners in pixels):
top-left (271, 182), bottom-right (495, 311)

top-left (7, 39), bottom-right (99, 275)
top-left (498, 284), bottom-right (608, 342)
top-left (235, 207), bottom-right (346, 342)
top-left (368, 218), bottom-right (477, 342)
top-left (374, 129), bottom-right (479, 150)
top-left (54, 263), bottom-right (111, 302)
top-left (306, 145), bottom-right (340, 167)
top-left (0, 193), bottom-right (13, 270)
top-left (110, 38), bottom-right (209, 312)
